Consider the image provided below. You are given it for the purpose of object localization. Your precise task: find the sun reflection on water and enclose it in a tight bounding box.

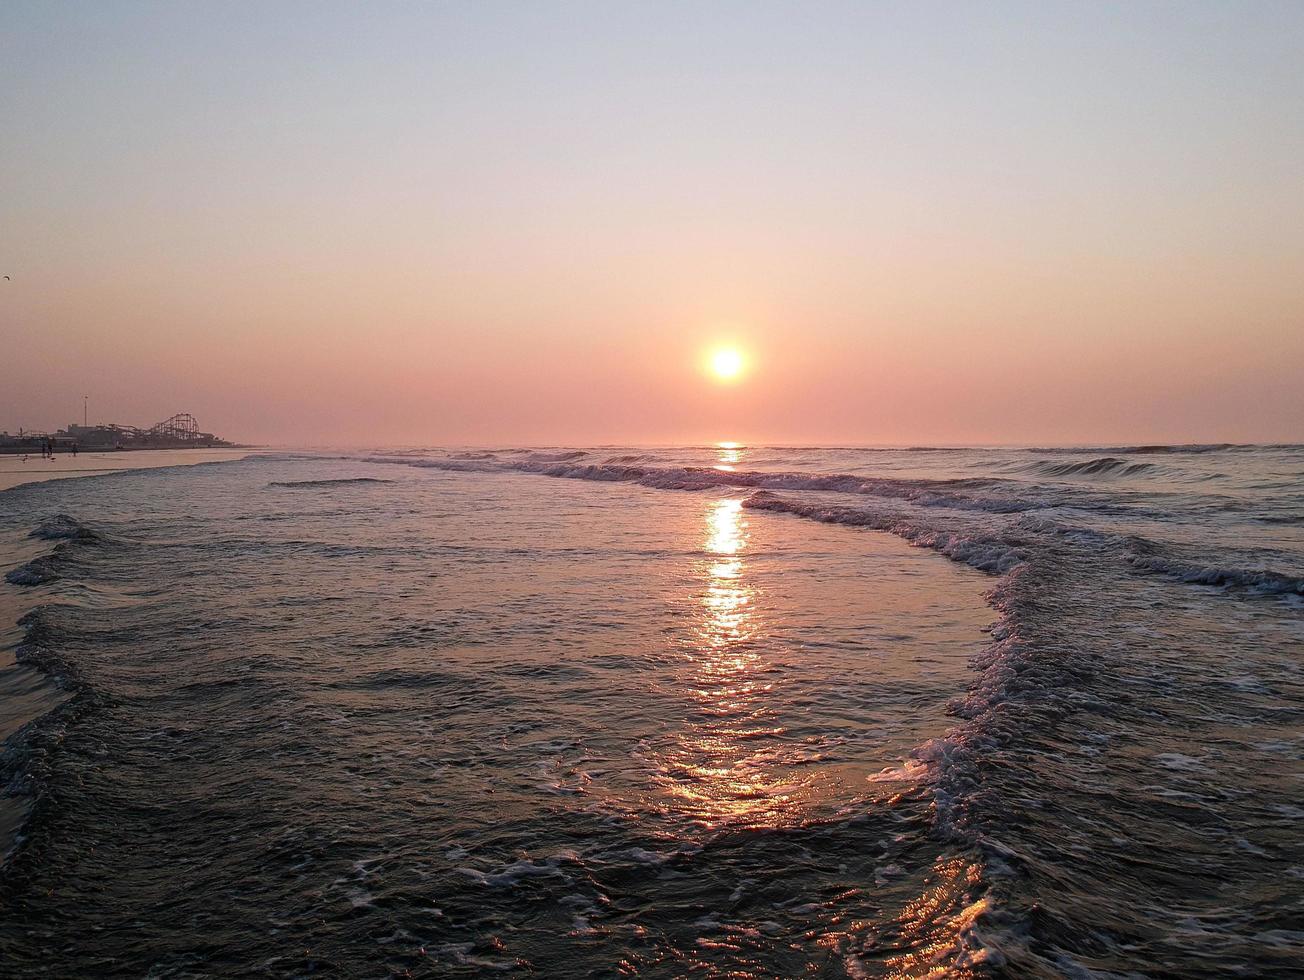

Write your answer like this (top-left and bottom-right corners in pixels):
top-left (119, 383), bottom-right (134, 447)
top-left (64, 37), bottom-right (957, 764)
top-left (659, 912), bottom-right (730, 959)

top-left (702, 498), bottom-right (752, 653)
top-left (652, 496), bottom-right (808, 830)
top-left (713, 442), bottom-right (743, 472)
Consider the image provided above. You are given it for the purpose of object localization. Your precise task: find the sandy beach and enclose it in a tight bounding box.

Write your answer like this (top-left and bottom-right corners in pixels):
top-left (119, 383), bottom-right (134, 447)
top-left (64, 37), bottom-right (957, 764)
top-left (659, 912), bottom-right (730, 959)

top-left (0, 448), bottom-right (252, 493)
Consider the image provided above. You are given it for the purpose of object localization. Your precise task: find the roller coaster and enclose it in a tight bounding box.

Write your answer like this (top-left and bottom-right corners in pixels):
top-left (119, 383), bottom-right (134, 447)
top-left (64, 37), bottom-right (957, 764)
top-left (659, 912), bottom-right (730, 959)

top-left (49, 413), bottom-right (232, 448)
top-left (146, 413), bottom-right (202, 441)
top-left (2, 412), bottom-right (236, 452)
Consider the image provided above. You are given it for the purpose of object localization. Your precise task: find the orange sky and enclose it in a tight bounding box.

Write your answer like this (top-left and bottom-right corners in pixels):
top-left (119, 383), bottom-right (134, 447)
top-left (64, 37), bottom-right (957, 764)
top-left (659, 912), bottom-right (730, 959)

top-left (2, 2), bottom-right (1301, 446)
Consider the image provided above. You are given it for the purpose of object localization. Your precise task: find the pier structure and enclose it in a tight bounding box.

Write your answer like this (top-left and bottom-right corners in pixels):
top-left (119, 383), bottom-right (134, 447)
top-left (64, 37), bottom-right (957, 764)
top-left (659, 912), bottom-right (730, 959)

top-left (1, 413), bottom-right (233, 452)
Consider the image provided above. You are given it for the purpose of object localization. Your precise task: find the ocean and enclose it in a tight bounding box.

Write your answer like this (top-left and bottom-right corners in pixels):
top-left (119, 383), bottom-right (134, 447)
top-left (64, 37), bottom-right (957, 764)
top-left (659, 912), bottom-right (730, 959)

top-left (0, 444), bottom-right (1300, 977)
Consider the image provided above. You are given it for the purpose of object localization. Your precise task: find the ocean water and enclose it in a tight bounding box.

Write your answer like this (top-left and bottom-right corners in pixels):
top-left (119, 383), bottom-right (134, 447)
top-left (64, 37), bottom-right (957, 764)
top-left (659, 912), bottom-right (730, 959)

top-left (0, 444), bottom-right (1301, 978)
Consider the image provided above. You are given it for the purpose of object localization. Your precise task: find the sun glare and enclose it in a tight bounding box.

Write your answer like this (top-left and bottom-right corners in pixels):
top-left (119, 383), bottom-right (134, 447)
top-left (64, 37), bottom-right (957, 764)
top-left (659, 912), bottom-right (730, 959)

top-left (708, 347), bottom-right (745, 382)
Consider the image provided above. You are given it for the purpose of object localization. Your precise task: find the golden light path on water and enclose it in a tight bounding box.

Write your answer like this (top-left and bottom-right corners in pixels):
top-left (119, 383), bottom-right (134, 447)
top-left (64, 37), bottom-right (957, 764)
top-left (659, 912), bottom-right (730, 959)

top-left (714, 441), bottom-right (742, 471)
top-left (657, 476), bottom-right (989, 977)
top-left (651, 492), bottom-right (991, 978)
top-left (655, 493), bottom-right (808, 830)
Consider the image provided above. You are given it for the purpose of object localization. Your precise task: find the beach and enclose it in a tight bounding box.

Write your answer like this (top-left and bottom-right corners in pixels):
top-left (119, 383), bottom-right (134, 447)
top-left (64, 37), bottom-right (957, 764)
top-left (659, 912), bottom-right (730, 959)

top-left (0, 448), bottom-right (251, 493)
top-left (5, 0), bottom-right (1301, 973)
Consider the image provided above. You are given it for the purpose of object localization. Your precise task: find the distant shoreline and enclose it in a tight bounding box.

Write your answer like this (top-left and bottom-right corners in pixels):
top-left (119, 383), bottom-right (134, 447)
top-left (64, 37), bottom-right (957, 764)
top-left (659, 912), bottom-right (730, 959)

top-left (0, 444), bottom-right (247, 455)
top-left (0, 448), bottom-right (253, 493)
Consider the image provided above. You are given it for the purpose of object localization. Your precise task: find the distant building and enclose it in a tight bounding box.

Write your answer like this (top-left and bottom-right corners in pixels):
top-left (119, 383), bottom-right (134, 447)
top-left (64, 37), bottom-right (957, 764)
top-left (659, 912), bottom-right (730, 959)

top-left (1, 413), bottom-right (234, 452)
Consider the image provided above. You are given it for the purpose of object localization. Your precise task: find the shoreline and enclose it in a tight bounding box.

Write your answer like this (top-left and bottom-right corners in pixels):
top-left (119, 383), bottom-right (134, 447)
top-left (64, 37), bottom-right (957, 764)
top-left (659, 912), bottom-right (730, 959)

top-left (0, 444), bottom-right (247, 455)
top-left (0, 448), bottom-right (253, 493)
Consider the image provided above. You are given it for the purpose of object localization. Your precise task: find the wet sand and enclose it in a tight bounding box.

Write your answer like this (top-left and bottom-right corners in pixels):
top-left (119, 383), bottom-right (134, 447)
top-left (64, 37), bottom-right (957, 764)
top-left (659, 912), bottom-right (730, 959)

top-left (0, 448), bottom-right (251, 492)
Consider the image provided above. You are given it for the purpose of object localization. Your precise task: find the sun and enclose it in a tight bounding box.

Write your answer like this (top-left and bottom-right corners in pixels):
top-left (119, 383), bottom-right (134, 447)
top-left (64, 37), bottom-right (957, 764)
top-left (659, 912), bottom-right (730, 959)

top-left (708, 346), bottom-right (745, 382)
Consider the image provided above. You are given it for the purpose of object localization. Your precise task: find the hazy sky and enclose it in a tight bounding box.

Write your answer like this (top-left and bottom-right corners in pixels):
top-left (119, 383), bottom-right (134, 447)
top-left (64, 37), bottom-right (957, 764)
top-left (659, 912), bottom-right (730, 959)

top-left (2, 1), bottom-right (1301, 446)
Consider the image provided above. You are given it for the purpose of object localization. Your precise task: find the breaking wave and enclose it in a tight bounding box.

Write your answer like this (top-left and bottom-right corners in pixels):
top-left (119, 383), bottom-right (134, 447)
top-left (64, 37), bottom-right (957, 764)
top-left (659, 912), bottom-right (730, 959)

top-left (1124, 541), bottom-right (1304, 596)
top-left (360, 454), bottom-right (1054, 513)
top-left (743, 491), bottom-right (1026, 574)
top-left (513, 449), bottom-right (589, 463)
top-left (4, 557), bottom-right (60, 586)
top-left (1024, 456), bottom-right (1156, 477)
top-left (267, 477), bottom-right (395, 488)
top-left (1025, 443), bottom-right (1303, 455)
top-left (6, 516), bottom-right (116, 586)
top-left (29, 514), bottom-right (106, 543)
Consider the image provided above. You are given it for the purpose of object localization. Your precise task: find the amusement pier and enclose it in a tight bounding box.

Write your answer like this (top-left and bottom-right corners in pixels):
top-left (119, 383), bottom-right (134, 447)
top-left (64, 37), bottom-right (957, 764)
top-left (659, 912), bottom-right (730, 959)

top-left (0, 413), bottom-right (235, 453)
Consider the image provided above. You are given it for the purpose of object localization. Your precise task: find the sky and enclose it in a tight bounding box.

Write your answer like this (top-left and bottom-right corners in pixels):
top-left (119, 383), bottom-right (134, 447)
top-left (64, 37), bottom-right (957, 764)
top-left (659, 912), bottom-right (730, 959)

top-left (2, 1), bottom-right (1301, 446)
